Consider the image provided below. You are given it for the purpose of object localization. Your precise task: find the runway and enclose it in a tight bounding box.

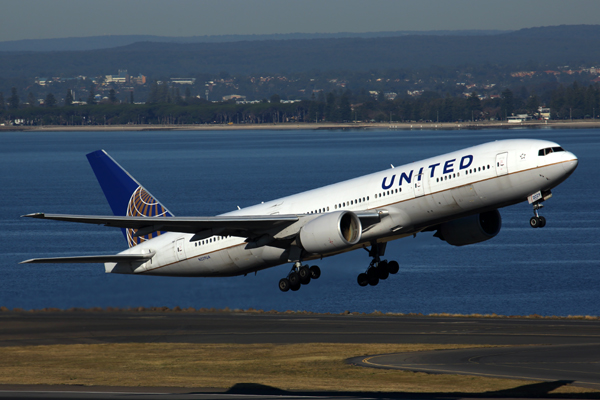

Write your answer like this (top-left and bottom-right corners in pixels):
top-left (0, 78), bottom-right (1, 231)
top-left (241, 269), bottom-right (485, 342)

top-left (350, 343), bottom-right (600, 389)
top-left (3, 311), bottom-right (600, 347)
top-left (1, 311), bottom-right (600, 398)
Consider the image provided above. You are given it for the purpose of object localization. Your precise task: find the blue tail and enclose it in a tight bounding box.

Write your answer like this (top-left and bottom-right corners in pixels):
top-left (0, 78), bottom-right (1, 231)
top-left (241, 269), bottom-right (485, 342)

top-left (86, 150), bottom-right (173, 248)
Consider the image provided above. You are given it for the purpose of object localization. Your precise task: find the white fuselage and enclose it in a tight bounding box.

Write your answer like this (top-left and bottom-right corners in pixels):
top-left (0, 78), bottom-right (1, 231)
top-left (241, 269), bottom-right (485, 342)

top-left (109, 139), bottom-right (578, 277)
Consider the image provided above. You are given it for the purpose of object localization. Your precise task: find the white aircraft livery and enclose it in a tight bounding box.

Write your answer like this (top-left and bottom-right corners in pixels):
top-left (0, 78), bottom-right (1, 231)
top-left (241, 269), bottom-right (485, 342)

top-left (22, 139), bottom-right (578, 292)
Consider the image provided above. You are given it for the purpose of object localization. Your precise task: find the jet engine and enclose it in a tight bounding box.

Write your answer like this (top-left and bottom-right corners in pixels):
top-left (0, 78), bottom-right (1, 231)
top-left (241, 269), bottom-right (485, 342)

top-left (299, 211), bottom-right (362, 254)
top-left (434, 210), bottom-right (501, 246)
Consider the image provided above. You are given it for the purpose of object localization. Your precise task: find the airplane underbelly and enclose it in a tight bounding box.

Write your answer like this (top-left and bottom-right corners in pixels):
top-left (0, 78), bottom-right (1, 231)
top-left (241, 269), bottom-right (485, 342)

top-left (430, 190), bottom-right (460, 212)
top-left (473, 168), bottom-right (550, 206)
top-left (451, 185), bottom-right (483, 211)
top-left (226, 245), bottom-right (287, 272)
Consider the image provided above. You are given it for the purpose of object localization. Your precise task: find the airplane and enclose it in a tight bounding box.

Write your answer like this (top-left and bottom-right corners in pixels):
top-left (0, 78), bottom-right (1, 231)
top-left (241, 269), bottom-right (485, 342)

top-left (21, 139), bottom-right (578, 292)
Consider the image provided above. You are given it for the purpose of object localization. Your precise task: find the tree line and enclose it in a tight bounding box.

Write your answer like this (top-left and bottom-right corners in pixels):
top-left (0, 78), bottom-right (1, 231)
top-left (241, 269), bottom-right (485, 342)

top-left (1, 82), bottom-right (598, 126)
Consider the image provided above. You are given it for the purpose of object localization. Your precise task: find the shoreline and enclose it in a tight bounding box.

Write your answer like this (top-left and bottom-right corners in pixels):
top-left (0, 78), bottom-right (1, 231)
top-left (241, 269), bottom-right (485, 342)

top-left (2, 120), bottom-right (600, 132)
top-left (1, 306), bottom-right (598, 320)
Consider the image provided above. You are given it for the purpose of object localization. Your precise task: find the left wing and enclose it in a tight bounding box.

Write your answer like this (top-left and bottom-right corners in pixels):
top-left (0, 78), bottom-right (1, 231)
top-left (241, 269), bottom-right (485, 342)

top-left (23, 211), bottom-right (383, 241)
top-left (20, 251), bottom-right (156, 264)
top-left (23, 212), bottom-right (300, 240)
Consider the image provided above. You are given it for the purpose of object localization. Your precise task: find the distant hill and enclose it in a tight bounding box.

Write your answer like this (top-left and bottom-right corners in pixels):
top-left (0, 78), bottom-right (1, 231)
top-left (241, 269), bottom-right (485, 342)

top-left (0, 30), bottom-right (508, 52)
top-left (0, 25), bottom-right (598, 78)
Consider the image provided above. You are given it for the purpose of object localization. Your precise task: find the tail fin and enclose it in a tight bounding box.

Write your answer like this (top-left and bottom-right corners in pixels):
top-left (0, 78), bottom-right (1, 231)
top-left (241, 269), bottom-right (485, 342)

top-left (86, 150), bottom-right (174, 248)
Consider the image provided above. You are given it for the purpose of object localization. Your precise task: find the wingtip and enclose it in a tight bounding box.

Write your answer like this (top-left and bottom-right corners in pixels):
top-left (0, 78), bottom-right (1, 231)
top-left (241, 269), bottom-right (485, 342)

top-left (21, 213), bottom-right (45, 218)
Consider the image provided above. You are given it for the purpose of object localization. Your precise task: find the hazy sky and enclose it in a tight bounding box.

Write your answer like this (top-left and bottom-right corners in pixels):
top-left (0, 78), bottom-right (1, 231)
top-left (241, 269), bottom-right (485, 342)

top-left (1, 0), bottom-right (599, 41)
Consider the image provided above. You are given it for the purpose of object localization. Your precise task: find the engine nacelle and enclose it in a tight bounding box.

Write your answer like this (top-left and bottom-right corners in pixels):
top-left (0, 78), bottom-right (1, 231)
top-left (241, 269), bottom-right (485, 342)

top-left (299, 211), bottom-right (362, 254)
top-left (434, 210), bottom-right (501, 246)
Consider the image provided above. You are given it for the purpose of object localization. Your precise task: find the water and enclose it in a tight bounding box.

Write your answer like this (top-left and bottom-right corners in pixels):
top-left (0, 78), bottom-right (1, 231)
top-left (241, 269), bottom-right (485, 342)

top-left (1, 128), bottom-right (598, 316)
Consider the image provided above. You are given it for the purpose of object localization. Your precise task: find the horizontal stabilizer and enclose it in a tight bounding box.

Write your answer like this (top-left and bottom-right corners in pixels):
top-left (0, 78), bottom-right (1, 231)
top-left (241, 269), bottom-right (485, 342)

top-left (20, 251), bottom-right (156, 264)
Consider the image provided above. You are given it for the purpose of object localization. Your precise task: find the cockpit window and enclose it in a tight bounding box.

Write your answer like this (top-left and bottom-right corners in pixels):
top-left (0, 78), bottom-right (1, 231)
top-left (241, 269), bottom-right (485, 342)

top-left (538, 147), bottom-right (565, 156)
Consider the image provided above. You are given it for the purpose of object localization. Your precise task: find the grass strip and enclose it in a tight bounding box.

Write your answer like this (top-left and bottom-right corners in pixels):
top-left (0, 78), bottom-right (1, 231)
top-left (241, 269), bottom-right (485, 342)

top-left (0, 343), bottom-right (595, 394)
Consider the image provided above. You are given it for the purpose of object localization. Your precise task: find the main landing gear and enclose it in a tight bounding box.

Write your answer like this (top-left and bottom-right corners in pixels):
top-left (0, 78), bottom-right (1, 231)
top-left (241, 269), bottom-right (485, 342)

top-left (279, 262), bottom-right (321, 292)
top-left (357, 243), bottom-right (399, 287)
top-left (529, 201), bottom-right (547, 228)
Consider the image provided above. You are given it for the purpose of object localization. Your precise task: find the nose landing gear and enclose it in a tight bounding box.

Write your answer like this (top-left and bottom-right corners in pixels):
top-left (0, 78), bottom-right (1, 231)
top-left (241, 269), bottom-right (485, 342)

top-left (530, 202), bottom-right (547, 228)
top-left (279, 262), bottom-right (321, 292)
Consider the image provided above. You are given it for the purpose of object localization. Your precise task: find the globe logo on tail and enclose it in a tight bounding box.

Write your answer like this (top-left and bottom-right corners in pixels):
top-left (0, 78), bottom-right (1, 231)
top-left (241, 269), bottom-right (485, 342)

top-left (126, 186), bottom-right (169, 247)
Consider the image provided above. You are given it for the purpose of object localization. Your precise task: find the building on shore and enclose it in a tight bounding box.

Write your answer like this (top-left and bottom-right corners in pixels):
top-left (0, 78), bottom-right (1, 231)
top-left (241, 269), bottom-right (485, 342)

top-left (507, 114), bottom-right (532, 123)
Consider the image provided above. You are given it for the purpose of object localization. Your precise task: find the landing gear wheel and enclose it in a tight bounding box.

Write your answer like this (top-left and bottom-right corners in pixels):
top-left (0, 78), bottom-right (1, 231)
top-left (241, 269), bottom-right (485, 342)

top-left (538, 216), bottom-right (546, 228)
top-left (530, 216), bottom-right (540, 228)
top-left (290, 283), bottom-right (301, 291)
top-left (288, 271), bottom-right (300, 286)
top-left (357, 273), bottom-right (369, 287)
top-left (279, 278), bottom-right (290, 292)
top-left (377, 267), bottom-right (389, 280)
top-left (387, 260), bottom-right (399, 274)
top-left (309, 265), bottom-right (321, 279)
top-left (360, 243), bottom-right (399, 288)
top-left (298, 266), bottom-right (311, 284)
top-left (379, 260), bottom-right (388, 270)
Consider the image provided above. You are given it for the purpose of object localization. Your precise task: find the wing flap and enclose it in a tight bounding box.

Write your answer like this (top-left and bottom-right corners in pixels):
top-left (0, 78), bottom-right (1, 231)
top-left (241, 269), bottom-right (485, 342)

top-left (20, 251), bottom-right (156, 264)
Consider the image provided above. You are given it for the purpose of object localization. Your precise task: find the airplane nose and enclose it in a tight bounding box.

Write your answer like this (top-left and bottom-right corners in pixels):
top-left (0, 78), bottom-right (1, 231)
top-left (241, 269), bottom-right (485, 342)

top-left (562, 154), bottom-right (578, 175)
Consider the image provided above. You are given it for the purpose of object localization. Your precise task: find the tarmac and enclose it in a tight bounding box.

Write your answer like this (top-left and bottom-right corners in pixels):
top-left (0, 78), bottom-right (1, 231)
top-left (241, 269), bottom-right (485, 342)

top-left (1, 311), bottom-right (600, 399)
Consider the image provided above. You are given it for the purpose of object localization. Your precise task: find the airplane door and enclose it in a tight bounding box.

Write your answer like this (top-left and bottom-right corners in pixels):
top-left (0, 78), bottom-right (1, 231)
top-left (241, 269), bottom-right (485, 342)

top-left (175, 238), bottom-right (186, 261)
top-left (412, 174), bottom-right (425, 197)
top-left (496, 152), bottom-right (508, 176)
